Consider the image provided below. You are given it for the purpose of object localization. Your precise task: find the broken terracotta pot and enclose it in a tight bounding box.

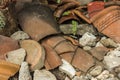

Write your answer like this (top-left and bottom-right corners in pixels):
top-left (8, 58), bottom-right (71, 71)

top-left (42, 36), bottom-right (94, 72)
top-left (0, 60), bottom-right (20, 80)
top-left (88, 1), bottom-right (105, 18)
top-left (0, 35), bottom-right (19, 60)
top-left (17, 3), bottom-right (60, 41)
top-left (90, 6), bottom-right (120, 43)
top-left (20, 40), bottom-right (45, 71)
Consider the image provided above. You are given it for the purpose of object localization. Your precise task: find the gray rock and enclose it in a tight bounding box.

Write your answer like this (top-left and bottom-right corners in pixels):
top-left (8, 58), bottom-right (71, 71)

top-left (11, 31), bottom-right (29, 40)
top-left (59, 59), bottom-right (76, 78)
top-left (79, 32), bottom-right (96, 47)
top-left (34, 69), bottom-right (57, 80)
top-left (100, 38), bottom-right (118, 48)
top-left (90, 66), bottom-right (103, 76)
top-left (64, 77), bottom-right (70, 80)
top-left (19, 62), bottom-right (32, 80)
top-left (95, 42), bottom-right (104, 47)
top-left (60, 24), bottom-right (97, 35)
top-left (76, 0), bottom-right (93, 5)
top-left (6, 48), bottom-right (26, 65)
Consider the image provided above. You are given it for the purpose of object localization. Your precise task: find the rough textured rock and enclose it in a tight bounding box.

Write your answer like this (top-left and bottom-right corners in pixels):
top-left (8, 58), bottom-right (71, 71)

top-left (77, 0), bottom-right (93, 5)
top-left (11, 31), bottom-right (30, 40)
top-left (59, 59), bottom-right (76, 78)
top-left (6, 48), bottom-right (26, 65)
top-left (60, 24), bottom-right (97, 35)
top-left (103, 50), bottom-right (120, 70)
top-left (83, 46), bottom-right (92, 51)
top-left (89, 47), bottom-right (109, 61)
top-left (19, 62), bottom-right (32, 80)
top-left (100, 38), bottom-right (118, 48)
top-left (0, 35), bottom-right (19, 59)
top-left (96, 70), bottom-right (119, 80)
top-left (89, 66), bottom-right (103, 76)
top-left (72, 48), bottom-right (94, 72)
top-left (79, 32), bottom-right (96, 47)
top-left (20, 40), bottom-right (45, 71)
top-left (34, 69), bottom-right (57, 80)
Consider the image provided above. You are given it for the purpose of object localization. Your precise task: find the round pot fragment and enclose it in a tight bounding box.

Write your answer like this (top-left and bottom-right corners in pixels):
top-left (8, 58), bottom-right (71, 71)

top-left (17, 3), bottom-right (60, 41)
top-left (90, 6), bottom-right (120, 43)
top-left (0, 60), bottom-right (20, 80)
top-left (20, 40), bottom-right (45, 71)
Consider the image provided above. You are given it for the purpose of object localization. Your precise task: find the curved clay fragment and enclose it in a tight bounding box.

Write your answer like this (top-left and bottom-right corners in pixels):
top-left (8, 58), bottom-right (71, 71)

top-left (0, 60), bottom-right (20, 80)
top-left (20, 40), bottom-right (45, 71)
top-left (90, 6), bottom-right (120, 43)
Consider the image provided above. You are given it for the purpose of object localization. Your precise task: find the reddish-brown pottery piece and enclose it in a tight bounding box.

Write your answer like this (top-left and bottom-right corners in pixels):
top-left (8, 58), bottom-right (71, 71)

top-left (0, 60), bottom-right (20, 80)
top-left (88, 1), bottom-right (105, 18)
top-left (90, 6), bottom-right (120, 43)
top-left (17, 3), bottom-right (60, 41)
top-left (0, 35), bottom-right (19, 60)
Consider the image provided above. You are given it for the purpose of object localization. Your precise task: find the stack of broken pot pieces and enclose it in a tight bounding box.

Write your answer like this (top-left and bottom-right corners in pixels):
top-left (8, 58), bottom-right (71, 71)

top-left (0, 0), bottom-right (120, 80)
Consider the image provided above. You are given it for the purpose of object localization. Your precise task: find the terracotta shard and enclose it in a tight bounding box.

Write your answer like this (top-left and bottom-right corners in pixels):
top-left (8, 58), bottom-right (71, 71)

top-left (89, 47), bottom-right (109, 61)
top-left (88, 1), bottom-right (105, 18)
top-left (18, 3), bottom-right (59, 41)
top-left (20, 40), bottom-right (45, 71)
top-left (60, 52), bottom-right (75, 63)
top-left (90, 6), bottom-right (120, 43)
top-left (72, 48), bottom-right (94, 72)
top-left (42, 42), bottom-right (62, 70)
top-left (0, 35), bottom-right (19, 60)
top-left (0, 60), bottom-right (20, 80)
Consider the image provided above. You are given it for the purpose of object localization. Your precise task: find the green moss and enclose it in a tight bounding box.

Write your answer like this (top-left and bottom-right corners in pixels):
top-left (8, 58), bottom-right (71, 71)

top-left (0, 11), bottom-right (6, 30)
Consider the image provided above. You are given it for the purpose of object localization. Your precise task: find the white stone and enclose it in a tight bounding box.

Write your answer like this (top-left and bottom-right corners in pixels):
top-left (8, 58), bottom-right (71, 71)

top-left (79, 32), bottom-right (96, 46)
top-left (103, 56), bottom-right (120, 70)
top-left (34, 69), bottom-right (56, 80)
top-left (19, 62), bottom-right (32, 80)
top-left (90, 66), bottom-right (102, 76)
top-left (91, 77), bottom-right (97, 80)
top-left (6, 48), bottom-right (26, 65)
top-left (59, 59), bottom-right (76, 78)
top-left (11, 31), bottom-right (29, 40)
top-left (107, 50), bottom-right (120, 57)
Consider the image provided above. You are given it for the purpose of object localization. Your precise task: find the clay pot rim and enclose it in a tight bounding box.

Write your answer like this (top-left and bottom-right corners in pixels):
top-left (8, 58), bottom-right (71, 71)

top-left (90, 6), bottom-right (120, 22)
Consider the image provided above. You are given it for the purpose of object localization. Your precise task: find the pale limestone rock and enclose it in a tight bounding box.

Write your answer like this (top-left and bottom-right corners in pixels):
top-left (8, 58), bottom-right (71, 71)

top-left (34, 69), bottom-right (56, 80)
top-left (79, 32), bottom-right (96, 47)
top-left (11, 31), bottom-right (29, 40)
top-left (19, 62), bottom-right (32, 80)
top-left (59, 59), bottom-right (76, 78)
top-left (6, 48), bottom-right (26, 65)
top-left (90, 66), bottom-right (102, 76)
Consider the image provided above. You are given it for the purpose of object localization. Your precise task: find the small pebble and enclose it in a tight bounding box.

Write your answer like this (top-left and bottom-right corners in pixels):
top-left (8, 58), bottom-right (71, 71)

top-left (11, 31), bottom-right (29, 40)
top-left (90, 66), bottom-right (102, 76)
top-left (59, 59), bottom-right (76, 78)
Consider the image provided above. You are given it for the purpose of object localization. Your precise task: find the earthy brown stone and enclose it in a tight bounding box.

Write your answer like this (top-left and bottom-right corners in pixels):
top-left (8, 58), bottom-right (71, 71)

top-left (42, 42), bottom-right (62, 70)
top-left (20, 40), bottom-right (45, 71)
top-left (72, 48), bottom-right (94, 72)
top-left (89, 47), bottom-right (109, 61)
top-left (0, 35), bottom-right (19, 60)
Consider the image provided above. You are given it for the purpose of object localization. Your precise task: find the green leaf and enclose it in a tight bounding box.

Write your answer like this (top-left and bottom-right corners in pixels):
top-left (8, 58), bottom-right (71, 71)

top-left (71, 20), bottom-right (78, 35)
